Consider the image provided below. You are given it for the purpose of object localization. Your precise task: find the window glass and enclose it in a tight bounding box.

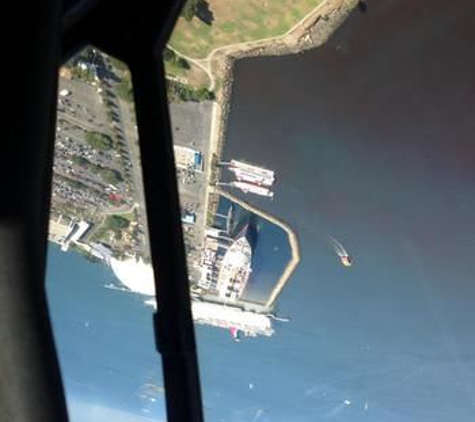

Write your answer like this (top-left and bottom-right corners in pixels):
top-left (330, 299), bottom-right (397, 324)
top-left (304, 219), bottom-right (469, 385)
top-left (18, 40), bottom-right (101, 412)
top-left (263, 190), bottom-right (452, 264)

top-left (166, 0), bottom-right (475, 421)
top-left (46, 47), bottom-right (165, 421)
top-left (46, 1), bottom-right (475, 421)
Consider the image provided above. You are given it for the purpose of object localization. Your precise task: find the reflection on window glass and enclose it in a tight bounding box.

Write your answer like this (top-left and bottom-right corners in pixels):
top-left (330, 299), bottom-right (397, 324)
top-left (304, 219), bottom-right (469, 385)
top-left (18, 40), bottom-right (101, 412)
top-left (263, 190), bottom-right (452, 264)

top-left (46, 47), bottom-right (165, 421)
top-left (166, 0), bottom-right (475, 421)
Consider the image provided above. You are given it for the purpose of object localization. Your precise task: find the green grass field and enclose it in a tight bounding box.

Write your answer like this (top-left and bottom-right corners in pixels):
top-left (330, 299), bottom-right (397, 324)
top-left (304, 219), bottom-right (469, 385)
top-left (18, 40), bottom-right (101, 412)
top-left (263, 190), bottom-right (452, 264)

top-left (169, 0), bottom-right (322, 59)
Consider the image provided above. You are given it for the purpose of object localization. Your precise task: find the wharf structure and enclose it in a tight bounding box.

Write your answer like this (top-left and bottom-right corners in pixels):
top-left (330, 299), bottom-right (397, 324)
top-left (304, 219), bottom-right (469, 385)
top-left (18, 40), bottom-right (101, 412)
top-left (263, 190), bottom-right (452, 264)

top-left (48, 216), bottom-right (91, 252)
top-left (217, 188), bottom-right (300, 310)
top-left (144, 298), bottom-right (273, 337)
top-left (109, 254), bottom-right (275, 338)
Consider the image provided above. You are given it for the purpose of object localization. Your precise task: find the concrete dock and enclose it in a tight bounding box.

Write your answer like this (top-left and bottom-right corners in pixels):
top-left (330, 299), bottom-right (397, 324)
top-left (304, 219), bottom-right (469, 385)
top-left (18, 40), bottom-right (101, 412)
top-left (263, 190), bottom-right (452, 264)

top-left (216, 188), bottom-right (300, 310)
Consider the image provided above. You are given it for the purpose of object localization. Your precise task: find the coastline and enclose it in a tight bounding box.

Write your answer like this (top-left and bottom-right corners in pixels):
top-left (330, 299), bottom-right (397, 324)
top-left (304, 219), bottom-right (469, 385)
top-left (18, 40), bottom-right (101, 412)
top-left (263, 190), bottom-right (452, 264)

top-left (203, 0), bottom-right (357, 305)
top-left (206, 0), bottom-right (358, 163)
top-left (209, 0), bottom-right (358, 152)
top-left (52, 0), bottom-right (358, 319)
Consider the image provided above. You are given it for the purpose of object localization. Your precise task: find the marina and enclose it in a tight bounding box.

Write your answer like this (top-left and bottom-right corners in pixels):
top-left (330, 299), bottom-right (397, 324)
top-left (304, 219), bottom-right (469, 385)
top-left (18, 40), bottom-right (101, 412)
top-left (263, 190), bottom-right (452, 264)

top-left (219, 159), bottom-right (276, 198)
top-left (216, 188), bottom-right (300, 310)
top-left (104, 201), bottom-right (290, 337)
top-left (100, 155), bottom-right (296, 337)
top-left (48, 124), bottom-right (294, 338)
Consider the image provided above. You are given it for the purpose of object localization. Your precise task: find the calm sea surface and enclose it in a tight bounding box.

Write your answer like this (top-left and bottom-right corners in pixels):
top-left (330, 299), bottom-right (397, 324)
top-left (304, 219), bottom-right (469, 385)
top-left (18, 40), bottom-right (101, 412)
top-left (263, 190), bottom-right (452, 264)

top-left (47, 1), bottom-right (475, 421)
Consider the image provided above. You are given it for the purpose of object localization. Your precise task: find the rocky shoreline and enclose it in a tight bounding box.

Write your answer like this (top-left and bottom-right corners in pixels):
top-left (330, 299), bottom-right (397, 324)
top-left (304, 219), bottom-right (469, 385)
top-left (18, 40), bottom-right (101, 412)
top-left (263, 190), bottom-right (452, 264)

top-left (211, 0), bottom-right (358, 165)
top-left (203, 0), bottom-right (358, 298)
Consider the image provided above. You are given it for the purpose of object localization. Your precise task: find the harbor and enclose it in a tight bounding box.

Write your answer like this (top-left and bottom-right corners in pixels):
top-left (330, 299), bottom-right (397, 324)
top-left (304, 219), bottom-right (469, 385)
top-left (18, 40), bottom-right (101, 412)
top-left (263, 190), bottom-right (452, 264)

top-left (47, 33), bottom-right (305, 341)
top-left (79, 154), bottom-right (300, 339)
top-left (177, 153), bottom-right (300, 337)
top-left (197, 156), bottom-right (301, 310)
top-left (216, 188), bottom-right (300, 310)
top-left (48, 156), bottom-right (295, 339)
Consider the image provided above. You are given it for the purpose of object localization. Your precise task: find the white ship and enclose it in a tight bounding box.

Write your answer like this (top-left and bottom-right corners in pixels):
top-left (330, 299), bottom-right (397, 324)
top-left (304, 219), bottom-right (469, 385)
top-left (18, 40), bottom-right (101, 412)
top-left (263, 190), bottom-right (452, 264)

top-left (229, 160), bottom-right (275, 186)
top-left (217, 224), bottom-right (254, 301)
top-left (231, 181), bottom-right (274, 198)
top-left (229, 167), bottom-right (274, 186)
top-left (230, 160), bottom-right (274, 179)
top-left (144, 298), bottom-right (274, 337)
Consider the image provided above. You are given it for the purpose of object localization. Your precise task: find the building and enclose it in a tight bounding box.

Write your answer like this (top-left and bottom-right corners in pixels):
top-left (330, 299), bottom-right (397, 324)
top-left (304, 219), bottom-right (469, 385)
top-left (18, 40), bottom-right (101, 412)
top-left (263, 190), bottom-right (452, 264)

top-left (48, 218), bottom-right (73, 244)
top-left (182, 212), bottom-right (196, 225)
top-left (198, 234), bottom-right (219, 290)
top-left (174, 145), bottom-right (203, 172)
top-left (60, 221), bottom-right (91, 251)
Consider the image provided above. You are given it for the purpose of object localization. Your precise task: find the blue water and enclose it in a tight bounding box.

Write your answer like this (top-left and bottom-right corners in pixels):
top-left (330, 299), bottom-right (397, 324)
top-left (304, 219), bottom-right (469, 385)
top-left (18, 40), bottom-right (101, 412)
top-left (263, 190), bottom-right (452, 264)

top-left (46, 245), bottom-right (166, 420)
top-left (47, 1), bottom-right (475, 421)
top-left (220, 0), bottom-right (475, 420)
top-left (46, 245), bottom-right (303, 422)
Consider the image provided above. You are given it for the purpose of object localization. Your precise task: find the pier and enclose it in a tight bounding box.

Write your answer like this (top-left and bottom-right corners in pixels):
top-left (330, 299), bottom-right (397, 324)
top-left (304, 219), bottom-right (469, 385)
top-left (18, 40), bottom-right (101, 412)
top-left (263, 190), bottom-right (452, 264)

top-left (216, 188), bottom-right (300, 309)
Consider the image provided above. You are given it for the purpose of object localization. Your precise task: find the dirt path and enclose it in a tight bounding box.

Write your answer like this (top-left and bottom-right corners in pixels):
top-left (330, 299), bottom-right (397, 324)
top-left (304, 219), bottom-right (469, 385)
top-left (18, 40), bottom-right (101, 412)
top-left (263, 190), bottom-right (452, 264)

top-left (167, 45), bottom-right (216, 90)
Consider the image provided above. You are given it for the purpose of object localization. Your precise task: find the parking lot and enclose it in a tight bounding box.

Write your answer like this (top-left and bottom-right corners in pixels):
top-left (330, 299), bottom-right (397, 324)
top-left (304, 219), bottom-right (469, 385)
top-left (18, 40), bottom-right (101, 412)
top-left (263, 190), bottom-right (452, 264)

top-left (52, 60), bottom-right (143, 255)
top-left (55, 79), bottom-right (132, 209)
top-left (51, 51), bottom-right (214, 267)
top-left (169, 101), bottom-right (213, 282)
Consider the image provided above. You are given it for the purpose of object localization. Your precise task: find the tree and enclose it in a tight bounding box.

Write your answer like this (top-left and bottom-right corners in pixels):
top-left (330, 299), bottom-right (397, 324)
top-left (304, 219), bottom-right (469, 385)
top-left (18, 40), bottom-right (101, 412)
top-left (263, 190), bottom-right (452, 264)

top-left (178, 57), bottom-right (191, 70)
top-left (69, 179), bottom-right (88, 190)
top-left (180, 0), bottom-right (212, 23)
top-left (73, 156), bottom-right (90, 168)
top-left (70, 66), bottom-right (96, 83)
top-left (166, 80), bottom-right (215, 103)
top-left (181, 0), bottom-right (199, 21)
top-left (163, 47), bottom-right (190, 70)
top-left (86, 132), bottom-right (113, 150)
top-left (99, 168), bottom-right (123, 185)
top-left (116, 72), bottom-right (133, 102)
top-left (104, 215), bottom-right (130, 241)
top-left (107, 215), bottom-right (130, 231)
top-left (163, 47), bottom-right (175, 62)
top-left (109, 56), bottom-right (129, 72)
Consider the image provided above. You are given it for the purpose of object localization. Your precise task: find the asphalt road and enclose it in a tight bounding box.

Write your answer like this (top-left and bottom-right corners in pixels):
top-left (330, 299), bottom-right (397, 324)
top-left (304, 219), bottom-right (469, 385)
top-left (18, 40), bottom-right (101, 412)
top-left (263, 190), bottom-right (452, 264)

top-left (116, 97), bottom-right (151, 259)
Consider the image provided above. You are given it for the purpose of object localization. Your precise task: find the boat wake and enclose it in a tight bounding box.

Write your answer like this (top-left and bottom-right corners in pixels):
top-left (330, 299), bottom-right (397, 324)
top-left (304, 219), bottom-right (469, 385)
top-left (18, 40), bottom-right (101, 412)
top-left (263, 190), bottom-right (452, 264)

top-left (104, 282), bottom-right (129, 292)
top-left (324, 399), bottom-right (352, 418)
top-left (327, 236), bottom-right (353, 267)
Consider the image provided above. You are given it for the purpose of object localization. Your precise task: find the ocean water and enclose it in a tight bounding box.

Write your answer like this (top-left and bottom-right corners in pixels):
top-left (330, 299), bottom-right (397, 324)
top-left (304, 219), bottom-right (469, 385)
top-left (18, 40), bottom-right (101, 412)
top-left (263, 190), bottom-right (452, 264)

top-left (46, 245), bottom-right (305, 422)
top-left (45, 245), bottom-right (166, 419)
top-left (220, 0), bottom-right (475, 420)
top-left (47, 0), bottom-right (475, 421)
